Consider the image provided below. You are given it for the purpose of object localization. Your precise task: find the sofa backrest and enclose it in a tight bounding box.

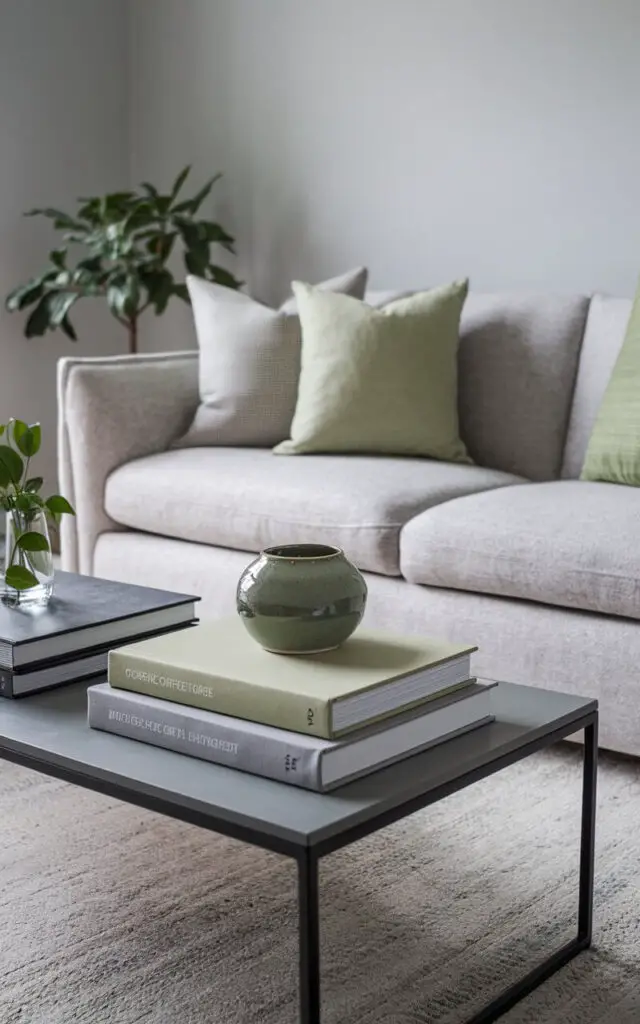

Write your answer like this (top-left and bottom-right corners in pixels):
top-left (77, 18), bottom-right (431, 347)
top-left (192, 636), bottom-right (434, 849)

top-left (561, 295), bottom-right (631, 479)
top-left (458, 293), bottom-right (589, 480)
top-left (367, 288), bottom-right (589, 480)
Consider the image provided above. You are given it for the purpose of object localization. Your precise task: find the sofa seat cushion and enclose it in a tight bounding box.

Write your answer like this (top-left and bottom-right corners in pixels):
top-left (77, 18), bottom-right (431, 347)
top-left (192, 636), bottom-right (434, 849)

top-left (401, 480), bottom-right (640, 619)
top-left (104, 448), bottom-right (523, 577)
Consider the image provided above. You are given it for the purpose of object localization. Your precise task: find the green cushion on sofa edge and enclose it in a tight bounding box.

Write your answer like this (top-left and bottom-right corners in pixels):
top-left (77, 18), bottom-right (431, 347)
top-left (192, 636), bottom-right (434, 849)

top-left (581, 279), bottom-right (640, 485)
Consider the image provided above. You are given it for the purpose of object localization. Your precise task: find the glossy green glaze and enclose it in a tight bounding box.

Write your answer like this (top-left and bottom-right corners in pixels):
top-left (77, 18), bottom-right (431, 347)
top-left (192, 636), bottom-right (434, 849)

top-left (236, 544), bottom-right (368, 654)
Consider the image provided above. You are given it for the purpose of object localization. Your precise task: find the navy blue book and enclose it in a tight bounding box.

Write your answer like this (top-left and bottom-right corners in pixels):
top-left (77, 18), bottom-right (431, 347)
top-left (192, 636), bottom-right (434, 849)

top-left (0, 571), bottom-right (199, 695)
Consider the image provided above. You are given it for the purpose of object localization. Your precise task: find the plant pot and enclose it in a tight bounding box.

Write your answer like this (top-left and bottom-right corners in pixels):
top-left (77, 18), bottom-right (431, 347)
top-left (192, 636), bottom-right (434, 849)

top-left (237, 543), bottom-right (367, 654)
top-left (3, 509), bottom-right (54, 607)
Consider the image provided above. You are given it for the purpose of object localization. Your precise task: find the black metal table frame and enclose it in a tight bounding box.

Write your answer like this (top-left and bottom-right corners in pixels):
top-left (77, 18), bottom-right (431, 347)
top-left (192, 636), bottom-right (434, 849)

top-left (1, 709), bottom-right (598, 1024)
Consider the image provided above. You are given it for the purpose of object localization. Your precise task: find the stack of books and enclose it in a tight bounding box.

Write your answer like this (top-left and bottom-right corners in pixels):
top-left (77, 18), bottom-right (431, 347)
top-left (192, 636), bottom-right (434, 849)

top-left (0, 572), bottom-right (199, 698)
top-left (88, 617), bottom-right (495, 792)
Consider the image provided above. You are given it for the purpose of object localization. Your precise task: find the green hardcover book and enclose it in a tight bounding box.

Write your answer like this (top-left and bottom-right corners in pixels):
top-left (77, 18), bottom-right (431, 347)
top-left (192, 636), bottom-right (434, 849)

top-left (107, 616), bottom-right (477, 739)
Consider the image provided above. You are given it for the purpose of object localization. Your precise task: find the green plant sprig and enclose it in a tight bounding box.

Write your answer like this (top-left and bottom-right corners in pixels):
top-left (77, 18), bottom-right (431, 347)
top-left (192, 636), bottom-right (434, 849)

top-left (5, 166), bottom-right (242, 355)
top-left (0, 419), bottom-right (75, 591)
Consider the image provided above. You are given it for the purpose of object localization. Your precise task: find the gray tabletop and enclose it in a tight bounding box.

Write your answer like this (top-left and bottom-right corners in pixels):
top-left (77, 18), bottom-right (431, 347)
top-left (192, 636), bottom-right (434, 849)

top-left (0, 681), bottom-right (596, 849)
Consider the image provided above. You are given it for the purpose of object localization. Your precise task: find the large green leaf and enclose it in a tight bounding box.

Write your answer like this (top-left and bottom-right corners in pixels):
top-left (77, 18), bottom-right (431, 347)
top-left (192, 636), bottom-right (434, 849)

top-left (107, 275), bottom-right (126, 320)
top-left (76, 197), bottom-right (103, 224)
top-left (4, 565), bottom-right (39, 590)
top-left (209, 265), bottom-right (242, 289)
top-left (72, 256), bottom-right (106, 296)
top-left (170, 166), bottom-right (191, 202)
top-left (11, 420), bottom-right (28, 448)
top-left (53, 270), bottom-right (71, 288)
top-left (0, 444), bottom-right (23, 485)
top-left (45, 495), bottom-right (75, 516)
top-left (60, 315), bottom-right (78, 341)
top-left (75, 255), bottom-right (104, 274)
top-left (174, 218), bottom-right (202, 249)
top-left (154, 196), bottom-right (172, 217)
top-left (12, 420), bottom-right (41, 457)
top-left (24, 423), bottom-right (41, 457)
top-left (103, 191), bottom-right (135, 211)
top-left (25, 476), bottom-right (43, 493)
top-left (25, 208), bottom-right (85, 231)
top-left (172, 173), bottom-right (221, 215)
top-left (25, 295), bottom-right (53, 337)
top-left (48, 291), bottom-right (78, 327)
top-left (5, 278), bottom-right (45, 312)
top-left (141, 268), bottom-right (174, 315)
top-left (16, 530), bottom-right (49, 553)
top-left (49, 248), bottom-right (68, 269)
top-left (15, 492), bottom-right (41, 512)
top-left (144, 231), bottom-right (176, 263)
top-left (199, 221), bottom-right (236, 252)
top-left (184, 249), bottom-right (209, 277)
top-left (108, 275), bottom-right (139, 320)
top-left (125, 202), bottom-right (156, 233)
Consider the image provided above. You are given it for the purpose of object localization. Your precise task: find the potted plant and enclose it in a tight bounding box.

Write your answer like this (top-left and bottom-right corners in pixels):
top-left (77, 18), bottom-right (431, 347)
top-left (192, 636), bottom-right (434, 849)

top-left (0, 419), bottom-right (75, 606)
top-left (5, 167), bottom-right (241, 354)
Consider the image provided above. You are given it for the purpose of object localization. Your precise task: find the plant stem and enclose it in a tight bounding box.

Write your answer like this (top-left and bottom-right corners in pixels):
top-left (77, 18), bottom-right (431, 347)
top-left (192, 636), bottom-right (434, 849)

top-left (128, 317), bottom-right (138, 355)
top-left (8, 510), bottom-right (23, 571)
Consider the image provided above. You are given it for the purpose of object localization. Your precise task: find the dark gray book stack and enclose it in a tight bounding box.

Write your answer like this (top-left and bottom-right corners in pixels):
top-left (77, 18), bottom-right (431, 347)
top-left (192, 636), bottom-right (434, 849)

top-left (0, 571), bottom-right (199, 698)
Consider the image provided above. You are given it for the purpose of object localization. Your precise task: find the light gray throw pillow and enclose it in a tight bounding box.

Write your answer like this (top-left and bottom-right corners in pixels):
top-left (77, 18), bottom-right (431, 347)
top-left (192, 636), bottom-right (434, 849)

top-left (177, 268), bottom-right (368, 447)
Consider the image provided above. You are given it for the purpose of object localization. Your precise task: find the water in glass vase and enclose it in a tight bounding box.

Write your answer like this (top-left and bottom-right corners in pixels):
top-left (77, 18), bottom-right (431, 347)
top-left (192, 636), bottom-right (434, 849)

top-left (3, 510), bottom-right (54, 607)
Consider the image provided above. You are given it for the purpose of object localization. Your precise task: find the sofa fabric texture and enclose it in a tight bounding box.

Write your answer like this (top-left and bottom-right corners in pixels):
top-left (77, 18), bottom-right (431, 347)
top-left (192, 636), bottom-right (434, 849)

top-left (275, 280), bottom-right (471, 461)
top-left (177, 268), bottom-right (368, 449)
top-left (401, 480), bottom-right (640, 620)
top-left (104, 447), bottom-right (522, 577)
top-left (457, 292), bottom-right (589, 480)
top-left (57, 351), bottom-right (199, 575)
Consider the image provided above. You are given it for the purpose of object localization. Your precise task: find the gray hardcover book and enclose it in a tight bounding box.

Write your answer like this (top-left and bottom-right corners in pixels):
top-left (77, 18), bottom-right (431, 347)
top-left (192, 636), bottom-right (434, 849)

top-left (88, 680), bottom-right (496, 792)
top-left (0, 621), bottom-right (197, 699)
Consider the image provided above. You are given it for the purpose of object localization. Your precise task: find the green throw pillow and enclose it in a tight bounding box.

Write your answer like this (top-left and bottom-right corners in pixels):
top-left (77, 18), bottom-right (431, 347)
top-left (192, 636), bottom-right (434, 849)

top-left (582, 281), bottom-right (640, 484)
top-left (274, 279), bottom-right (471, 462)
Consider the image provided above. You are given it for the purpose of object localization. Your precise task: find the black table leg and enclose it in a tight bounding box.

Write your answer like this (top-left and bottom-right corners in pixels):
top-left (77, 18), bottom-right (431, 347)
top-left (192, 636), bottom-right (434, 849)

top-left (466, 712), bottom-right (599, 1024)
top-left (298, 847), bottom-right (320, 1024)
top-left (578, 718), bottom-right (598, 944)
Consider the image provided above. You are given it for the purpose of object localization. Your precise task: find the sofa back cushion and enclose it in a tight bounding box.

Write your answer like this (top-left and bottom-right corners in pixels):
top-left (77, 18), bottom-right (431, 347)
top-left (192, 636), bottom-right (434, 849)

top-left (457, 293), bottom-right (589, 480)
top-left (366, 289), bottom-right (589, 480)
top-left (561, 295), bottom-right (633, 479)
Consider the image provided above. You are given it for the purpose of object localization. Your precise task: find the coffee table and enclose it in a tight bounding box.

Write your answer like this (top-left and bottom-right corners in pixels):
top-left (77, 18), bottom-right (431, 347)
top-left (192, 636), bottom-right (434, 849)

top-left (0, 680), bottom-right (597, 1024)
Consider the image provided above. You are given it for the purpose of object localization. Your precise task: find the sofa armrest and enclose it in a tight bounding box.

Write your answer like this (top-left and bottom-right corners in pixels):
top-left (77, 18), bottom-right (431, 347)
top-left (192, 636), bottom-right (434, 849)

top-left (57, 351), bottom-right (199, 574)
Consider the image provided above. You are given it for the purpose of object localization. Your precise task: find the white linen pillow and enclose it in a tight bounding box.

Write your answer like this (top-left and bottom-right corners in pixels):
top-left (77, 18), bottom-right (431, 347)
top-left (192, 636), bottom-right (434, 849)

top-left (177, 267), bottom-right (368, 447)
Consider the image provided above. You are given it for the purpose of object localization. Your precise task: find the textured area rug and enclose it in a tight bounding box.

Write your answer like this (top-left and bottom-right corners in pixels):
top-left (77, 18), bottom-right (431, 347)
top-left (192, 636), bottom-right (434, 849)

top-left (1, 747), bottom-right (639, 1024)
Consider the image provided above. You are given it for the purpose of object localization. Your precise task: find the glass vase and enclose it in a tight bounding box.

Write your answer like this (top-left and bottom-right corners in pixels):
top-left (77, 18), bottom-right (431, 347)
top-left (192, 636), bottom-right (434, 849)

top-left (3, 509), bottom-right (54, 608)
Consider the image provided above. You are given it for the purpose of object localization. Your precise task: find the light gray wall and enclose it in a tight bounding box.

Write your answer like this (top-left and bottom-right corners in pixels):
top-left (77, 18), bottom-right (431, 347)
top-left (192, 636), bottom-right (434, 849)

top-left (131, 0), bottom-right (640, 354)
top-left (0, 0), bottom-right (129, 496)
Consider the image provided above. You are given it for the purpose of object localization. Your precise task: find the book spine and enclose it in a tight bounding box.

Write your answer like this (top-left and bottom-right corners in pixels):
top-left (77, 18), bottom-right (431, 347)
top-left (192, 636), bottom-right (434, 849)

top-left (0, 669), bottom-right (14, 698)
top-left (108, 650), bottom-right (332, 738)
top-left (88, 686), bottom-right (324, 791)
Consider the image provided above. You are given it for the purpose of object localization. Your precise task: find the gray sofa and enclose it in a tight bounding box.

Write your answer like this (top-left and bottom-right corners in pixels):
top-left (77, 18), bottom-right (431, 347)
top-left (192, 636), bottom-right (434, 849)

top-left (58, 288), bottom-right (640, 756)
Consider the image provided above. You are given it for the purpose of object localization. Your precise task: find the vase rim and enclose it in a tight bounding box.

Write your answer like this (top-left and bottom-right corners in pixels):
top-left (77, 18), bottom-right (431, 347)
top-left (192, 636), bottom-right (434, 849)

top-left (262, 543), bottom-right (343, 561)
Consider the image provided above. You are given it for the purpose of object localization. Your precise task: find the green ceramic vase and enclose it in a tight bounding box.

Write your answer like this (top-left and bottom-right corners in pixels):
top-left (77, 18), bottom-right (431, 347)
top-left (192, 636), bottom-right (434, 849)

top-left (236, 544), bottom-right (368, 654)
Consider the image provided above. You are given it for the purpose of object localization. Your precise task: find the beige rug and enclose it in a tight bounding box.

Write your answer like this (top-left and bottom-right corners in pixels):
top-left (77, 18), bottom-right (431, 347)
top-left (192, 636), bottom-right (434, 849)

top-left (1, 746), bottom-right (639, 1024)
